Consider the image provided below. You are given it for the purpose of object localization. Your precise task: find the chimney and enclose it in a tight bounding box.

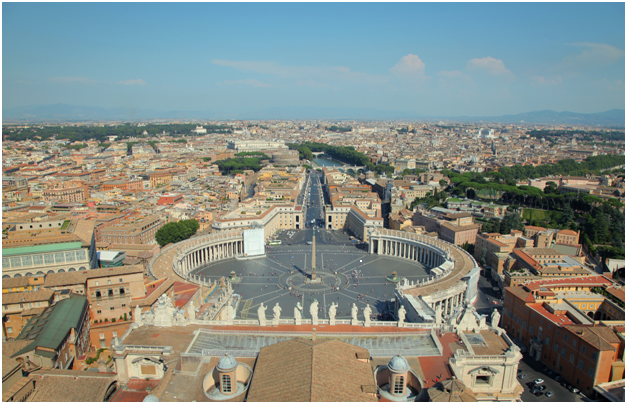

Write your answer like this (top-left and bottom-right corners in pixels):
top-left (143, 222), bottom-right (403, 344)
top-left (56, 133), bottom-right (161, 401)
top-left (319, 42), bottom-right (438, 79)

top-left (312, 328), bottom-right (316, 342)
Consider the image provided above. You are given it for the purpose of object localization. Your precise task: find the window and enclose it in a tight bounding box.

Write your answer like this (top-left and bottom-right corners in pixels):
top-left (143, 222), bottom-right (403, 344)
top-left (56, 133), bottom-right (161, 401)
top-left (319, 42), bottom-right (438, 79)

top-left (7, 327), bottom-right (13, 334)
top-left (564, 334), bottom-right (568, 341)
top-left (100, 333), bottom-right (105, 339)
top-left (587, 367), bottom-right (594, 377)
top-left (591, 353), bottom-right (597, 360)
top-left (95, 281), bottom-right (99, 286)
top-left (523, 321), bottom-right (527, 329)
top-left (573, 340), bottom-right (577, 347)
top-left (110, 307), bottom-right (115, 311)
top-left (221, 374), bottom-right (232, 393)
top-left (545, 337), bottom-right (550, 347)
top-left (97, 310), bottom-right (101, 314)
top-left (513, 313), bottom-right (517, 321)
top-left (581, 346), bottom-right (586, 354)
top-left (570, 353), bottom-right (575, 363)
top-left (578, 360), bottom-right (584, 370)
top-left (530, 325), bottom-right (534, 334)
top-left (6, 316), bottom-right (10, 323)
top-left (476, 375), bottom-right (490, 386)
top-left (561, 347), bottom-right (566, 357)
top-left (393, 376), bottom-right (405, 394)
top-left (112, 332), bottom-right (117, 337)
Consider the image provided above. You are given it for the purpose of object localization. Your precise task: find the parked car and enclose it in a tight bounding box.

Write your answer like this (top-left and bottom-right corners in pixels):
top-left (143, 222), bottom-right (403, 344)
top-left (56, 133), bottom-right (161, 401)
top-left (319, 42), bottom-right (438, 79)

top-left (534, 392), bottom-right (544, 397)
top-left (547, 370), bottom-right (554, 376)
top-left (554, 375), bottom-right (563, 381)
top-left (537, 385), bottom-right (546, 391)
top-left (571, 388), bottom-right (580, 394)
top-left (534, 379), bottom-right (545, 385)
top-left (518, 373), bottom-right (527, 379)
top-left (546, 392), bottom-right (554, 398)
top-left (526, 382), bottom-right (535, 388)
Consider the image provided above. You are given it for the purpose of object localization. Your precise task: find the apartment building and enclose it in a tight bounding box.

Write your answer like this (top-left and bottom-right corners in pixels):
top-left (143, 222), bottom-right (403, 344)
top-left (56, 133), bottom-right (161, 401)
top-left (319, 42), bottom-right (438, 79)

top-left (2, 289), bottom-right (55, 340)
top-left (84, 265), bottom-right (146, 322)
top-left (502, 279), bottom-right (624, 397)
top-left (42, 186), bottom-right (88, 203)
top-left (213, 201), bottom-right (304, 240)
top-left (2, 219), bottom-right (97, 278)
top-left (149, 172), bottom-right (172, 188)
top-left (9, 295), bottom-right (91, 370)
top-left (412, 210), bottom-right (481, 246)
top-left (99, 215), bottom-right (164, 245)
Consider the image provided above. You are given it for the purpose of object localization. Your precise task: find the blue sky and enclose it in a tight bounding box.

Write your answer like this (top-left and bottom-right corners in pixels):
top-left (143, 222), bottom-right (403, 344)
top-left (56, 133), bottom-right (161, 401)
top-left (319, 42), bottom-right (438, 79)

top-left (3, 2), bottom-right (624, 116)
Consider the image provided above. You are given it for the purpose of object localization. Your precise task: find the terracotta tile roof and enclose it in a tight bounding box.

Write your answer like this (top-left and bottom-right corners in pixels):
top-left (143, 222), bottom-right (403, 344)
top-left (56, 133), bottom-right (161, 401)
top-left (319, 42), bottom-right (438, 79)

top-left (2, 289), bottom-right (55, 305)
top-left (82, 265), bottom-right (144, 279)
top-left (2, 277), bottom-right (32, 289)
top-left (565, 325), bottom-right (620, 351)
top-left (504, 286), bottom-right (535, 302)
top-left (28, 369), bottom-right (117, 402)
top-left (246, 338), bottom-right (377, 402)
top-left (43, 271), bottom-right (86, 288)
top-left (525, 276), bottom-right (612, 291)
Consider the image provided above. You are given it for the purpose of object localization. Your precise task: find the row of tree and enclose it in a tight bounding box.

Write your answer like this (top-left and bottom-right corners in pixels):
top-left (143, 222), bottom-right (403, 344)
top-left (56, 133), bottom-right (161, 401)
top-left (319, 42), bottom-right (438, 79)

top-left (155, 219), bottom-right (199, 247)
top-left (3, 123), bottom-right (231, 143)
top-left (214, 155), bottom-right (269, 174)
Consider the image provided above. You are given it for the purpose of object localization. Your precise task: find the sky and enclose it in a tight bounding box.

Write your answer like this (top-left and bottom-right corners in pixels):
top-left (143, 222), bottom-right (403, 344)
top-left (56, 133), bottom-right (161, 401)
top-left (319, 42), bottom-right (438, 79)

top-left (2, 2), bottom-right (625, 117)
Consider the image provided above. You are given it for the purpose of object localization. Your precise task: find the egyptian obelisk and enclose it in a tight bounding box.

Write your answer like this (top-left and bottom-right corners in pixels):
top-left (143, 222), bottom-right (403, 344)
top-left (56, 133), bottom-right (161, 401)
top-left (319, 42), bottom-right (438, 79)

top-left (311, 232), bottom-right (317, 280)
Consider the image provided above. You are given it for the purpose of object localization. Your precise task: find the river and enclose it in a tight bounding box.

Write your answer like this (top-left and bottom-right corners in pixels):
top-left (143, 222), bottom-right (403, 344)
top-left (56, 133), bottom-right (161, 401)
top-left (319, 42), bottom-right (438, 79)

top-left (313, 157), bottom-right (344, 167)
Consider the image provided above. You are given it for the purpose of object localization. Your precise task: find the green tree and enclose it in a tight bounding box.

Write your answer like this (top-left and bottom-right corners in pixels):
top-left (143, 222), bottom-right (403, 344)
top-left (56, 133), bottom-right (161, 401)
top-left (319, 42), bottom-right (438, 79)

top-left (155, 219), bottom-right (199, 247)
top-left (500, 213), bottom-right (524, 235)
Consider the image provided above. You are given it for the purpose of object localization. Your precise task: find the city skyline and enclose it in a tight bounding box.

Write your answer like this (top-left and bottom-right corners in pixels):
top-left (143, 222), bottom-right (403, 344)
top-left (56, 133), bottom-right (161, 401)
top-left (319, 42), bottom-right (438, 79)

top-left (3, 2), bottom-right (625, 117)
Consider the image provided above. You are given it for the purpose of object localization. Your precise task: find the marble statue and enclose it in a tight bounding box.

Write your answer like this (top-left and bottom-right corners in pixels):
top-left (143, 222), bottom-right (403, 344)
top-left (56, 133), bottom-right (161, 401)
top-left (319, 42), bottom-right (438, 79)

top-left (435, 303), bottom-right (443, 325)
top-left (294, 302), bottom-right (303, 325)
top-left (154, 294), bottom-right (175, 327)
top-left (309, 299), bottom-right (319, 325)
top-left (187, 300), bottom-right (196, 321)
top-left (273, 303), bottom-right (282, 324)
top-left (329, 302), bottom-right (338, 324)
top-left (258, 303), bottom-right (267, 326)
top-left (363, 304), bottom-right (372, 327)
top-left (397, 305), bottom-right (406, 327)
top-left (351, 303), bottom-right (359, 325)
top-left (491, 309), bottom-right (501, 328)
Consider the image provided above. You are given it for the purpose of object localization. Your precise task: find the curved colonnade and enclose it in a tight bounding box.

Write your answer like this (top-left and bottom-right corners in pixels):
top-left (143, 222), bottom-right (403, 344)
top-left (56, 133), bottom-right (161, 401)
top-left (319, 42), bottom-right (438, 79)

top-left (368, 229), bottom-right (479, 321)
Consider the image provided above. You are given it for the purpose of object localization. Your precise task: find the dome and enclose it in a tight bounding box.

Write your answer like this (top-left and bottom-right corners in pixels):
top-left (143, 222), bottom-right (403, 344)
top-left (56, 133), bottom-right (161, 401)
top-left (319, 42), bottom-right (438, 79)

top-left (217, 353), bottom-right (238, 372)
top-left (388, 354), bottom-right (410, 373)
top-left (143, 394), bottom-right (159, 402)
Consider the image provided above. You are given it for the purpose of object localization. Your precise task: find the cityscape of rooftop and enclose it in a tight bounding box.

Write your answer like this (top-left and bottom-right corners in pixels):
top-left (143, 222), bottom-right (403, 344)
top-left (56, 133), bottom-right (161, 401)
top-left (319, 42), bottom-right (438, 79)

top-left (2, 3), bottom-right (625, 403)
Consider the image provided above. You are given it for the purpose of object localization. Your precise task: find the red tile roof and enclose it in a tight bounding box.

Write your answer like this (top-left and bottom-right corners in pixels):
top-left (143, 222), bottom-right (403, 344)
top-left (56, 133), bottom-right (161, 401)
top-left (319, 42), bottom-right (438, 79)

top-left (527, 303), bottom-right (574, 326)
top-left (525, 275), bottom-right (612, 291)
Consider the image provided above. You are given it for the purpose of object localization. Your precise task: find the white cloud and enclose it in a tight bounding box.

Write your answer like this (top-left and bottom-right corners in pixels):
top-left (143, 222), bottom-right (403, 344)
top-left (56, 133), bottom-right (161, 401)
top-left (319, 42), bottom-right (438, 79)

top-left (211, 59), bottom-right (388, 85)
top-left (222, 79), bottom-right (270, 88)
top-left (466, 57), bottom-right (514, 78)
top-left (555, 43), bottom-right (625, 72)
top-left (389, 54), bottom-right (427, 78)
top-left (531, 75), bottom-right (563, 85)
top-left (116, 79), bottom-right (147, 86)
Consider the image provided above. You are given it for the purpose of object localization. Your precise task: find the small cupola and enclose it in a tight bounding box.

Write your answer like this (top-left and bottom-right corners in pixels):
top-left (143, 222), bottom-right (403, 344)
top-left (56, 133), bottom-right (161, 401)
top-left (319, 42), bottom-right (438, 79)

top-left (216, 353), bottom-right (238, 395)
top-left (388, 354), bottom-right (409, 396)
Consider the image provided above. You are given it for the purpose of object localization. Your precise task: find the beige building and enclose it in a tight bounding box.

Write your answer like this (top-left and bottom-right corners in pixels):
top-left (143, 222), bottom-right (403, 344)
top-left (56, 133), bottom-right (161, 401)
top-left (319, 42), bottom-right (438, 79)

top-left (84, 265), bottom-right (146, 322)
top-left (212, 201), bottom-right (304, 240)
top-left (99, 215), bottom-right (164, 245)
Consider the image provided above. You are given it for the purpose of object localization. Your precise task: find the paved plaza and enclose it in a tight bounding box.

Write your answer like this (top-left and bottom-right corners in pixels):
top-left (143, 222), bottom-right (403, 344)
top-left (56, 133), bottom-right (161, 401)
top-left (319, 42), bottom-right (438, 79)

top-left (190, 229), bottom-right (432, 320)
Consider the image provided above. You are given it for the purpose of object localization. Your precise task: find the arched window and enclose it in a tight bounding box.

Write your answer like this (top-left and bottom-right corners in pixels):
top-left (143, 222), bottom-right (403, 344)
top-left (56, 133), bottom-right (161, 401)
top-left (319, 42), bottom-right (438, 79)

top-left (25, 272), bottom-right (33, 277)
top-left (2, 275), bottom-right (10, 279)
top-left (58, 269), bottom-right (65, 273)
top-left (36, 271), bottom-right (44, 275)
top-left (96, 290), bottom-right (102, 298)
top-left (394, 376), bottom-right (404, 395)
top-left (119, 287), bottom-right (125, 295)
top-left (79, 267), bottom-right (87, 271)
top-left (221, 374), bottom-right (232, 393)
top-left (68, 268), bottom-right (76, 272)
top-left (108, 288), bottom-right (114, 297)
top-left (47, 270), bottom-right (54, 274)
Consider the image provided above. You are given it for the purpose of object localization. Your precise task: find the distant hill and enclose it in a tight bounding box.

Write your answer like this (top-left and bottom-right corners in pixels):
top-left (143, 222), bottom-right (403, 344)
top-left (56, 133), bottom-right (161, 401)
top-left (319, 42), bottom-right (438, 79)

top-left (3, 103), bottom-right (624, 127)
top-left (455, 109), bottom-right (625, 127)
